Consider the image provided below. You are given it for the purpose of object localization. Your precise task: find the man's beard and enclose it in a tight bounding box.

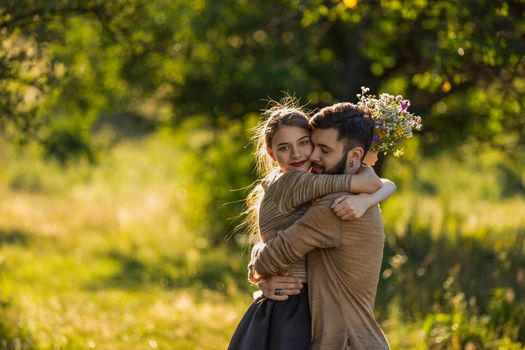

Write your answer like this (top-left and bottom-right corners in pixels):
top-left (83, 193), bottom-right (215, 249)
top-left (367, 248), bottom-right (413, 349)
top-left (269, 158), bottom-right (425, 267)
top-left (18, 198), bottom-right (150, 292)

top-left (314, 153), bottom-right (348, 175)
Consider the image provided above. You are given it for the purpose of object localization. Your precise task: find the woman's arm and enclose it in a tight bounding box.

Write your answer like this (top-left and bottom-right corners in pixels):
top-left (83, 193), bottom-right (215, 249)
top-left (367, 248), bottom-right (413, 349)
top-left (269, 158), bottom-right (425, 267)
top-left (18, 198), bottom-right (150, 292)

top-left (351, 165), bottom-right (385, 194)
top-left (332, 178), bottom-right (396, 220)
top-left (271, 168), bottom-right (382, 214)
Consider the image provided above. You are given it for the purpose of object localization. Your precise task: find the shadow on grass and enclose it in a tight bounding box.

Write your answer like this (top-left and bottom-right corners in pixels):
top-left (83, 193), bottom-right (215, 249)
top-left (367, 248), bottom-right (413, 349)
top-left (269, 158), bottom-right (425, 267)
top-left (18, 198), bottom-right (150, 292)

top-left (0, 228), bottom-right (31, 247)
top-left (84, 248), bottom-right (248, 295)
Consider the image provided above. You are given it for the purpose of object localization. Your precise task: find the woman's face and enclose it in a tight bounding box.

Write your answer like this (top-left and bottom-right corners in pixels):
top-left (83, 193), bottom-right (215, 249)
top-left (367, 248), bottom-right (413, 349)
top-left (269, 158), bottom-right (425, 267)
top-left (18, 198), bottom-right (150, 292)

top-left (269, 125), bottom-right (313, 172)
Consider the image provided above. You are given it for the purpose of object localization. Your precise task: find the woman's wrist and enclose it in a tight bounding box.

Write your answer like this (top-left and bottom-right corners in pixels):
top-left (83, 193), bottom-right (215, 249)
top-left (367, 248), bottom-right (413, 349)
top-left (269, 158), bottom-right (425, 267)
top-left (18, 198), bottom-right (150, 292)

top-left (360, 192), bottom-right (373, 208)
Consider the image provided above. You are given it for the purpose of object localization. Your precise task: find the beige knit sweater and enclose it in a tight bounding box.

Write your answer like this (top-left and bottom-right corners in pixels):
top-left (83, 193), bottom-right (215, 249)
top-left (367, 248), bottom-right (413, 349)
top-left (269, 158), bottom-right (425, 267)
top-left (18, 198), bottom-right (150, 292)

top-left (253, 170), bottom-right (353, 282)
top-left (254, 192), bottom-right (390, 350)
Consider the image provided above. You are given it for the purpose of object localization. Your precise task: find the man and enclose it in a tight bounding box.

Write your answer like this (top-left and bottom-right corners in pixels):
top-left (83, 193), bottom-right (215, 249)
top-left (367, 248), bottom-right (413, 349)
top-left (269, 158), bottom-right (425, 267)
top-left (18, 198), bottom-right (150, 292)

top-left (252, 103), bottom-right (391, 349)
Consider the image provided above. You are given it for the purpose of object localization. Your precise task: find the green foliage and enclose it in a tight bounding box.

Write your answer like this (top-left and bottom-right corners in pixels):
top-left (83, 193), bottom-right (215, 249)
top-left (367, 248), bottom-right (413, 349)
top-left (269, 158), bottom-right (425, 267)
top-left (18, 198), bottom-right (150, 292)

top-left (43, 128), bottom-right (94, 164)
top-left (374, 140), bottom-right (525, 348)
top-left (488, 288), bottom-right (525, 342)
top-left (1, 1), bottom-right (525, 348)
top-left (168, 116), bottom-right (257, 248)
top-left (2, 0), bottom-right (524, 164)
top-left (422, 288), bottom-right (525, 349)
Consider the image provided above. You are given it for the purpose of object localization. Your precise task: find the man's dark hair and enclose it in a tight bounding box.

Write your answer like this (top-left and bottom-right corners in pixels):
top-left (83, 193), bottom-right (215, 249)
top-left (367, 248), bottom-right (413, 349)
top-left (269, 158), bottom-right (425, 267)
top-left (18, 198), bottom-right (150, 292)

top-left (310, 102), bottom-right (375, 155)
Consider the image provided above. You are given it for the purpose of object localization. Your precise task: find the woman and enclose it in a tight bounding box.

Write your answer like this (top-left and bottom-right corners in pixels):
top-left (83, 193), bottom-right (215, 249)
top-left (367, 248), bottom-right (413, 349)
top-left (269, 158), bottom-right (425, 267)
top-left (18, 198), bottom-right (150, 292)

top-left (228, 99), bottom-right (395, 350)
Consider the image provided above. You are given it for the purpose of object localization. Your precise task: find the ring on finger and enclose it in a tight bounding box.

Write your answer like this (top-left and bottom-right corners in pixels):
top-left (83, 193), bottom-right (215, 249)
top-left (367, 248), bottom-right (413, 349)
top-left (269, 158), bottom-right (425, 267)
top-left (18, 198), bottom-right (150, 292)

top-left (274, 288), bottom-right (282, 296)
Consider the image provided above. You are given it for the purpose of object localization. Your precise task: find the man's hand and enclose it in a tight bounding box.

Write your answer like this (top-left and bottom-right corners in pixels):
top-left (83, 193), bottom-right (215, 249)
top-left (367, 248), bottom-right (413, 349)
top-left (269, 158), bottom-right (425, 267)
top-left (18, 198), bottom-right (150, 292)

top-left (332, 193), bottom-right (371, 220)
top-left (256, 274), bottom-right (303, 301)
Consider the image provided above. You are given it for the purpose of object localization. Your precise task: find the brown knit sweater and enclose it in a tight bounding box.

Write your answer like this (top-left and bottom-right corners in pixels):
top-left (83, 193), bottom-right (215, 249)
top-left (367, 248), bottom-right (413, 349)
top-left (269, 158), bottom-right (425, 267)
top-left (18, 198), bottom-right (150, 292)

top-left (254, 192), bottom-right (390, 350)
top-left (253, 170), bottom-right (353, 282)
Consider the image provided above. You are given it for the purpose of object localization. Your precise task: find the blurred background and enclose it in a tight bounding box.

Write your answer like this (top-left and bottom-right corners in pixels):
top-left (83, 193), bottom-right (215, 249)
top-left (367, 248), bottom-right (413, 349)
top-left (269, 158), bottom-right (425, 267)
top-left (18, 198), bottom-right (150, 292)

top-left (1, 0), bottom-right (524, 349)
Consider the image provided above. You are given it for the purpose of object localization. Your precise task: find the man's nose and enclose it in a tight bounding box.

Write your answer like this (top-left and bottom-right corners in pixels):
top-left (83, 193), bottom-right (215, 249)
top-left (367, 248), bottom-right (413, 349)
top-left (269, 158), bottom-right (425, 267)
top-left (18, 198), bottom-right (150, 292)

top-left (310, 147), bottom-right (320, 162)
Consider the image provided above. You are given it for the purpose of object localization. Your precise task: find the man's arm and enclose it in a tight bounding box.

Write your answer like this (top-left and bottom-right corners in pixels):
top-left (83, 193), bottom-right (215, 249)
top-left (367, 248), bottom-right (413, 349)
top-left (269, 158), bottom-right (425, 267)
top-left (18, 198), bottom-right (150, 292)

top-left (253, 199), bottom-right (342, 277)
top-left (248, 241), bottom-right (303, 301)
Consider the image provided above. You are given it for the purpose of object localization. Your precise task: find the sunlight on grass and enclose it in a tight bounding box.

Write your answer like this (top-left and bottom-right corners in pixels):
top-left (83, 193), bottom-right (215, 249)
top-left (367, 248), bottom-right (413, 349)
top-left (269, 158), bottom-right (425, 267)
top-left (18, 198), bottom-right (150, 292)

top-left (0, 134), bottom-right (523, 348)
top-left (0, 134), bottom-right (250, 349)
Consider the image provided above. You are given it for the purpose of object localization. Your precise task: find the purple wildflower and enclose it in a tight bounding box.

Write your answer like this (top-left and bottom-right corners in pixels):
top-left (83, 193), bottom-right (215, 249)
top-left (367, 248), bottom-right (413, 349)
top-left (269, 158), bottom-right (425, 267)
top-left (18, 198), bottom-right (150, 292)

top-left (401, 100), bottom-right (410, 111)
top-left (372, 135), bottom-right (380, 142)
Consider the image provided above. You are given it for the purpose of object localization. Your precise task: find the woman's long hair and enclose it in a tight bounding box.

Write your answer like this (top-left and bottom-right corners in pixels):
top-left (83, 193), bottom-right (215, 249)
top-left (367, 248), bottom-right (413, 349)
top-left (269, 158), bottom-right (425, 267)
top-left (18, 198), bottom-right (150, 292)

top-left (244, 96), bottom-right (311, 245)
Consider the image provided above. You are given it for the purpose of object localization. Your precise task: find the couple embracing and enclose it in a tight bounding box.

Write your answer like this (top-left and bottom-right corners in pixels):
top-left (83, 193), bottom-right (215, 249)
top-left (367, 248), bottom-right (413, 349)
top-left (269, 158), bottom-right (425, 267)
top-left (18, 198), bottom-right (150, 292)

top-left (228, 96), bottom-right (412, 350)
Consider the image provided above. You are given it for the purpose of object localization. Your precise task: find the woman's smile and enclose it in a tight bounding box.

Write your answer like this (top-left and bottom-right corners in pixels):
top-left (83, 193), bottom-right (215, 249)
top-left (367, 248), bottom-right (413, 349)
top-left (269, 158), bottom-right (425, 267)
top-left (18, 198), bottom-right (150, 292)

top-left (290, 160), bottom-right (307, 168)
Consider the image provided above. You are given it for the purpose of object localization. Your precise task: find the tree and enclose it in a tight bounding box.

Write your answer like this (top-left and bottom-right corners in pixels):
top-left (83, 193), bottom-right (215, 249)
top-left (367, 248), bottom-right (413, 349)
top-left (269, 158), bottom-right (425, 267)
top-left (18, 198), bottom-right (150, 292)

top-left (1, 0), bottom-right (524, 163)
top-left (0, 0), bottom-right (143, 160)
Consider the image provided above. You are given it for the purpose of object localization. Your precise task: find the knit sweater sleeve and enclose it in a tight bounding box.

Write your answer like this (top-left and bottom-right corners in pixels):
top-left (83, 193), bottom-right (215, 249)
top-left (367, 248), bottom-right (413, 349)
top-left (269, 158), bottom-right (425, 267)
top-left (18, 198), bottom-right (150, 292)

top-left (267, 171), bottom-right (352, 214)
top-left (253, 198), bottom-right (343, 277)
top-left (247, 241), bottom-right (265, 284)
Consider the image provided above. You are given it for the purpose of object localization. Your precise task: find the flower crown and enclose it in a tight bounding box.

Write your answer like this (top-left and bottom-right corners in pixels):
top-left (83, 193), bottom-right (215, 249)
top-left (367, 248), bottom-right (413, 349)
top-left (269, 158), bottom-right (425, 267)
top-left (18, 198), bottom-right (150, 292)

top-left (356, 86), bottom-right (422, 157)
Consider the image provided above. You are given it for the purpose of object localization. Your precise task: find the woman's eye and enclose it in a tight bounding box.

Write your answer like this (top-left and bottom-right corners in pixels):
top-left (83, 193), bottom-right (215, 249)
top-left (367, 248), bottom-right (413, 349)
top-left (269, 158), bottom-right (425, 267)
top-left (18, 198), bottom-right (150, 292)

top-left (300, 140), bottom-right (311, 146)
top-left (278, 146), bottom-right (289, 151)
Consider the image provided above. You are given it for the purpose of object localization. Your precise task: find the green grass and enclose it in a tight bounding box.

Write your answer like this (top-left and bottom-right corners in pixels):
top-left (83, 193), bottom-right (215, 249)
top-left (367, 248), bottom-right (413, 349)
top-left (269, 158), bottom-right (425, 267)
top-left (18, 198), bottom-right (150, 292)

top-left (0, 133), bottom-right (524, 349)
top-left (0, 133), bottom-right (250, 349)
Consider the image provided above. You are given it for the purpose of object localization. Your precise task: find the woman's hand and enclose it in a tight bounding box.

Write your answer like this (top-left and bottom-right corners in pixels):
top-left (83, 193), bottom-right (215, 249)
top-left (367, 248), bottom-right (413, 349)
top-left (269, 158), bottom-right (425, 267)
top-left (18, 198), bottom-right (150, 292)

top-left (363, 151), bottom-right (379, 167)
top-left (333, 178), bottom-right (397, 220)
top-left (352, 165), bottom-right (383, 194)
top-left (331, 193), bottom-right (371, 220)
top-left (256, 274), bottom-right (303, 301)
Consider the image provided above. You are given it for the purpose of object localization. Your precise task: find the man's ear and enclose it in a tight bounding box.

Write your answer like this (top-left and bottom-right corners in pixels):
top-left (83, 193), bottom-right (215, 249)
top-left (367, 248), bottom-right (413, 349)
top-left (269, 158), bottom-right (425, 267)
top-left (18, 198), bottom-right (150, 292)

top-left (266, 146), bottom-right (275, 161)
top-left (347, 147), bottom-right (365, 163)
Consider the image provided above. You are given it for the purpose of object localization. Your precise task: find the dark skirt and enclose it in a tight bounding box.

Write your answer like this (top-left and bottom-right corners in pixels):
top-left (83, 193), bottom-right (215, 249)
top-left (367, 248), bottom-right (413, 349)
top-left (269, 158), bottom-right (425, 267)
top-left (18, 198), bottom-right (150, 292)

top-left (228, 284), bottom-right (311, 350)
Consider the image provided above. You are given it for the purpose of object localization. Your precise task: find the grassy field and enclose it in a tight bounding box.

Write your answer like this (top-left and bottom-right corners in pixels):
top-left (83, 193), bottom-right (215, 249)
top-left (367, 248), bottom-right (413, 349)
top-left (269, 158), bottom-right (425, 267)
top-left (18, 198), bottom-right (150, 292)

top-left (0, 130), bottom-right (524, 349)
top-left (0, 132), bottom-right (250, 349)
